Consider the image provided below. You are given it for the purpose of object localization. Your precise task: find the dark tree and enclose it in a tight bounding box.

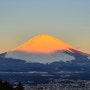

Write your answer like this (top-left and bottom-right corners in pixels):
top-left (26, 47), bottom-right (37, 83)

top-left (3, 81), bottom-right (13, 90)
top-left (0, 80), bottom-right (3, 90)
top-left (0, 81), bottom-right (13, 90)
top-left (15, 82), bottom-right (24, 90)
top-left (0, 80), bottom-right (24, 90)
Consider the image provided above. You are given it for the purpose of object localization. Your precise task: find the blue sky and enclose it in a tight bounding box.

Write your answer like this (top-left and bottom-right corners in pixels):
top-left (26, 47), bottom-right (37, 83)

top-left (0, 0), bottom-right (90, 53)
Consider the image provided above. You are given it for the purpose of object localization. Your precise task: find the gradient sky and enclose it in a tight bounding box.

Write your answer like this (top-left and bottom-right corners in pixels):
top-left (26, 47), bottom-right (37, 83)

top-left (0, 0), bottom-right (90, 53)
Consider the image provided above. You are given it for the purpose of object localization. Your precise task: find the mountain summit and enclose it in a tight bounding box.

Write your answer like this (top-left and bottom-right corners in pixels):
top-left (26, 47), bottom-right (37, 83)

top-left (10, 34), bottom-right (72, 54)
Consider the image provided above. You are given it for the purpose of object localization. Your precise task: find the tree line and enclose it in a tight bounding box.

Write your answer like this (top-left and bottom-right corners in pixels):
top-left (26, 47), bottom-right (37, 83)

top-left (0, 80), bottom-right (24, 90)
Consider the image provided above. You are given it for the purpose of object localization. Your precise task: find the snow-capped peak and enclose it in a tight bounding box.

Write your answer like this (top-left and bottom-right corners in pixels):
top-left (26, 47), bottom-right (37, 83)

top-left (5, 34), bottom-right (89, 63)
top-left (9, 34), bottom-right (73, 54)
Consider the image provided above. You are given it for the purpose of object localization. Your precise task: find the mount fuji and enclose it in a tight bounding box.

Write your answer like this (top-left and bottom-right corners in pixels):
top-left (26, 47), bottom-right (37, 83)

top-left (0, 34), bottom-right (90, 72)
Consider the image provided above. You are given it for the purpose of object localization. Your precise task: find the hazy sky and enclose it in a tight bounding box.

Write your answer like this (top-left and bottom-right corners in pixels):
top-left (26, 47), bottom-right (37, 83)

top-left (0, 0), bottom-right (90, 53)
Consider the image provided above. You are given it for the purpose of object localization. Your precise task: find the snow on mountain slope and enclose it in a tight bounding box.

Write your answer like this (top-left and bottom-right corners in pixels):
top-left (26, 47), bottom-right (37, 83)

top-left (5, 51), bottom-right (75, 63)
